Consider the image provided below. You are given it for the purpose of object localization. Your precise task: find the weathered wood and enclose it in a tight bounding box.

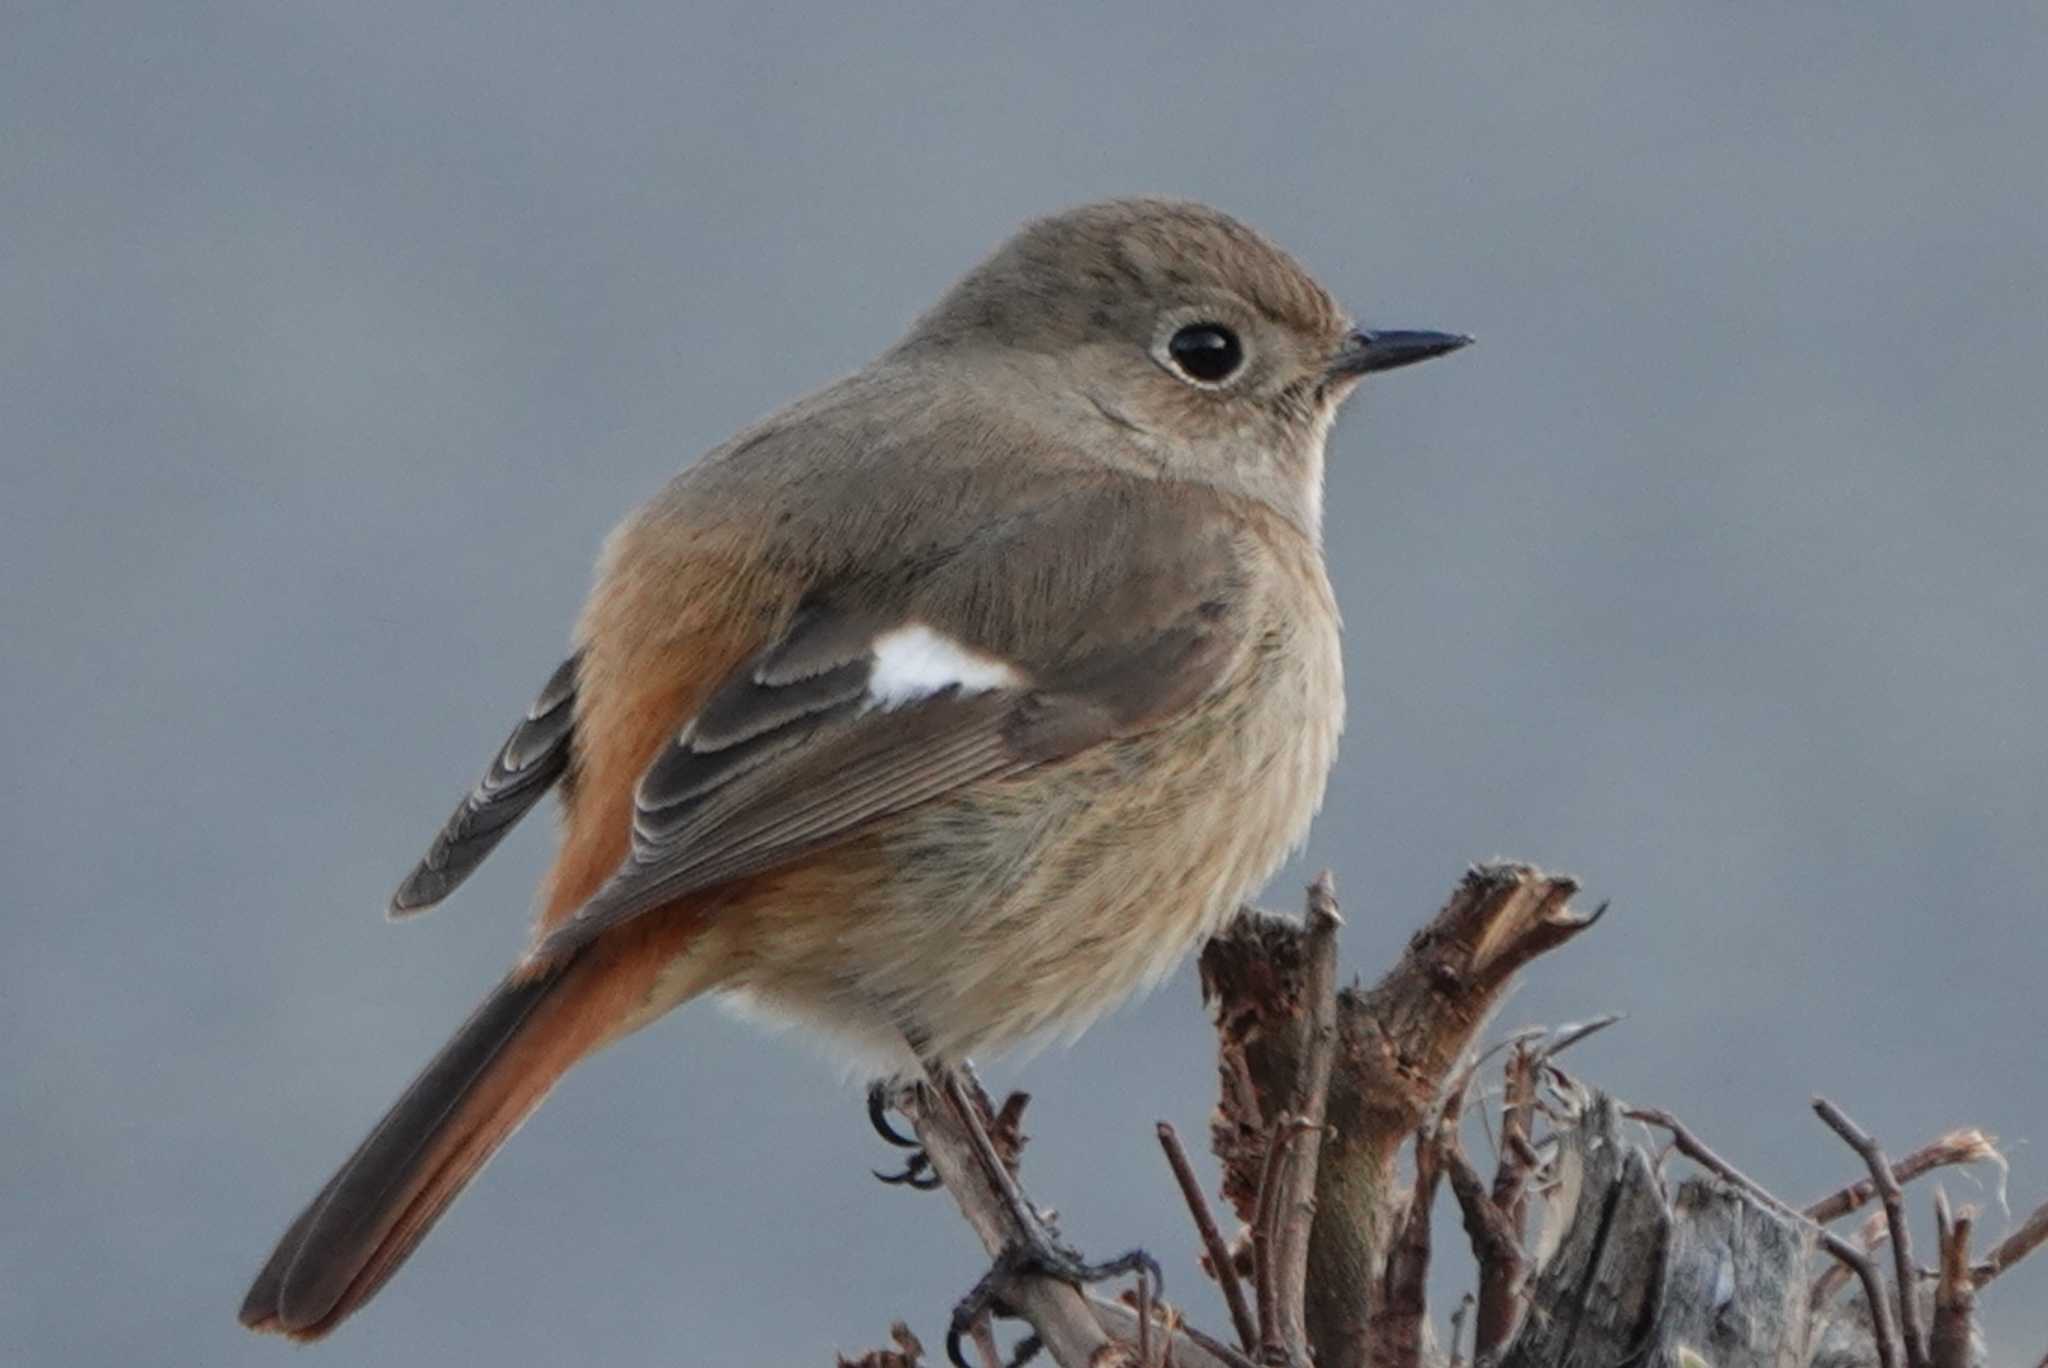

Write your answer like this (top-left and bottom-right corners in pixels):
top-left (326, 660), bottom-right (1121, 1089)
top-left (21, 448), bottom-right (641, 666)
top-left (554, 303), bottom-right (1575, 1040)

top-left (1501, 1093), bottom-right (1672, 1367)
top-left (1201, 864), bottom-right (1598, 1368)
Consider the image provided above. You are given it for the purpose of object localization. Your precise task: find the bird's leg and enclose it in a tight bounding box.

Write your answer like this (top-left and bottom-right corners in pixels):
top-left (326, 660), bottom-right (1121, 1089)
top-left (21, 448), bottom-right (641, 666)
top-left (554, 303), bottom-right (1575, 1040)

top-left (927, 1060), bottom-right (1160, 1368)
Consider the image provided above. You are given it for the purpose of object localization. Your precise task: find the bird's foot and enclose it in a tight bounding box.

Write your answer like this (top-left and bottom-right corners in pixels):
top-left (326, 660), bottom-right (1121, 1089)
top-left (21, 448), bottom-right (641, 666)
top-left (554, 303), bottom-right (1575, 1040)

top-left (868, 1076), bottom-right (1032, 1192)
top-left (945, 1224), bottom-right (1160, 1368)
top-left (868, 1081), bottom-right (944, 1190)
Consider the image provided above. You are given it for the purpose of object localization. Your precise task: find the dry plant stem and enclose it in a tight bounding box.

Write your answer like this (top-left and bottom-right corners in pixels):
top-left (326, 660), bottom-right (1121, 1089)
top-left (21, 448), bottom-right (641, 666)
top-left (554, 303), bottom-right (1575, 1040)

top-left (1931, 1190), bottom-right (1979, 1368)
top-left (1810, 1210), bottom-right (1891, 1312)
top-left (1156, 1122), bottom-right (1259, 1355)
top-left (902, 1065), bottom-right (1114, 1368)
top-left (1447, 1294), bottom-right (1473, 1368)
top-left (1626, 1105), bottom-right (1902, 1368)
top-left (1263, 872), bottom-right (1342, 1368)
top-left (1441, 1131), bottom-right (1525, 1361)
top-left (1089, 1298), bottom-right (1255, 1368)
top-left (1814, 1097), bottom-right (1929, 1368)
top-left (968, 1320), bottom-right (1003, 1368)
top-left (1248, 1115), bottom-right (1300, 1363)
top-left (1201, 864), bottom-right (1597, 1368)
top-left (1492, 1044), bottom-right (1537, 1237)
top-left (1976, 1198), bottom-right (2048, 1287)
top-left (1367, 1123), bottom-right (1442, 1368)
top-left (1804, 1128), bottom-right (1999, 1223)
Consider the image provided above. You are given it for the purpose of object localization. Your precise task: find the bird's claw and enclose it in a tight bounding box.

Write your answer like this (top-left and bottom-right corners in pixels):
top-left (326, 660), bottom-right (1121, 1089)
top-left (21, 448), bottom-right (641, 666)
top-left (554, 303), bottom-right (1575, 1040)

top-left (867, 1081), bottom-right (944, 1190)
top-left (944, 1235), bottom-right (1161, 1368)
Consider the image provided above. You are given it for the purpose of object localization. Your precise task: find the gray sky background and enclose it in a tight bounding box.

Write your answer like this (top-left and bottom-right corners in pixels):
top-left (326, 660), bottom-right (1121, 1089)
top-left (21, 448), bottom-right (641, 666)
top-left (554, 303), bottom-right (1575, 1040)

top-left (6, 4), bottom-right (2045, 1364)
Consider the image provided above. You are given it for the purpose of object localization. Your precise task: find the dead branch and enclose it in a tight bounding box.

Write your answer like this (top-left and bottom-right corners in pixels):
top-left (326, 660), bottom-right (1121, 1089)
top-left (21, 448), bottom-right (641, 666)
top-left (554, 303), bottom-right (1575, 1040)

top-left (1811, 1210), bottom-right (1892, 1312)
top-left (1447, 1293), bottom-right (1474, 1368)
top-left (1442, 1128), bottom-right (1524, 1361)
top-left (1814, 1097), bottom-right (1929, 1368)
top-left (1805, 1129), bottom-right (2001, 1224)
top-left (1628, 1104), bottom-right (1902, 1368)
top-left (1157, 1122), bottom-right (1259, 1355)
top-left (1367, 1121), bottom-right (1443, 1368)
top-left (898, 1072), bottom-right (1117, 1368)
top-left (1975, 1197), bottom-right (2048, 1287)
top-left (865, 858), bottom-right (2048, 1368)
top-left (1200, 863), bottom-right (1596, 1368)
top-left (1931, 1190), bottom-right (1980, 1368)
top-left (1260, 871), bottom-right (1342, 1367)
top-left (841, 1321), bottom-right (928, 1368)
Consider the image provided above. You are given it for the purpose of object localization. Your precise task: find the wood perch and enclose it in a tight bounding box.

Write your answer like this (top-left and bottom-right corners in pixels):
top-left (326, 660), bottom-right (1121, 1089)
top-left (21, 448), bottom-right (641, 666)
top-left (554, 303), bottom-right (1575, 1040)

top-left (848, 859), bottom-right (2048, 1368)
top-left (1200, 862), bottom-right (1598, 1368)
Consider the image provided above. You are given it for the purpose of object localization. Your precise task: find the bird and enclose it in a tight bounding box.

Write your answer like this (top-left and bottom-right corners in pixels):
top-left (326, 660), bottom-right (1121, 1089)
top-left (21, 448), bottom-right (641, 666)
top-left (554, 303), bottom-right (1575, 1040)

top-left (238, 197), bottom-right (1469, 1342)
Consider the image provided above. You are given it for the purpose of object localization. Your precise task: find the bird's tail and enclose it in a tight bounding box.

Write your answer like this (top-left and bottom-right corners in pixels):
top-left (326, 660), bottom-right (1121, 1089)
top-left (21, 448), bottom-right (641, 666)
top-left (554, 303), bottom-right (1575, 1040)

top-left (239, 941), bottom-right (682, 1340)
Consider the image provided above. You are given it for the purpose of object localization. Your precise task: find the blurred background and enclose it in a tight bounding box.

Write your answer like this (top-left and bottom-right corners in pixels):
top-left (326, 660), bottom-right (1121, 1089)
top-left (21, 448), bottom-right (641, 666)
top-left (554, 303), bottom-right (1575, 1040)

top-left (5, 4), bottom-right (2044, 1363)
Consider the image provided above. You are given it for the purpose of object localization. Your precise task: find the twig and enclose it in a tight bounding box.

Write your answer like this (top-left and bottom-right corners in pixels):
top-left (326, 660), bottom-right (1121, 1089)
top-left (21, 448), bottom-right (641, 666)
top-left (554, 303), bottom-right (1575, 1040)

top-left (1814, 1098), bottom-right (1928, 1368)
top-left (1136, 1264), bottom-right (1153, 1368)
top-left (1533, 1013), bottom-right (1623, 1063)
top-left (1811, 1210), bottom-right (1891, 1312)
top-left (1156, 1123), bottom-right (1259, 1356)
top-left (1974, 1197), bottom-right (2048, 1287)
top-left (1089, 1298), bottom-right (1254, 1368)
top-left (1367, 1121), bottom-right (1444, 1368)
top-left (1805, 1128), bottom-right (2001, 1224)
top-left (1200, 863), bottom-right (1597, 1368)
top-left (1931, 1190), bottom-right (1978, 1368)
top-left (1262, 872), bottom-right (1342, 1367)
top-left (1248, 1113), bottom-right (1294, 1360)
top-left (901, 1069), bottom-right (1115, 1368)
top-left (1491, 1044), bottom-right (1539, 1244)
top-left (1447, 1293), bottom-right (1474, 1368)
top-left (1441, 1129), bottom-right (1524, 1361)
top-left (839, 1321), bottom-right (928, 1368)
top-left (1626, 1105), bottom-right (1902, 1368)
top-left (967, 1320), bottom-right (1003, 1368)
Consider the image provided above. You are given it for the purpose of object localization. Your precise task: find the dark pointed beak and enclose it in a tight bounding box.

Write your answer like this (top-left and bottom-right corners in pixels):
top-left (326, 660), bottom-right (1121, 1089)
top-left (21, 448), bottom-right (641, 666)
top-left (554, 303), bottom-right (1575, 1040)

top-left (1329, 328), bottom-right (1474, 378)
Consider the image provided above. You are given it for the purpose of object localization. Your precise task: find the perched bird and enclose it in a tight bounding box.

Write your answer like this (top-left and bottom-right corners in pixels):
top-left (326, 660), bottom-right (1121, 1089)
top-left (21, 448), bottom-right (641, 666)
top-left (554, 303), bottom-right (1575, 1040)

top-left (239, 198), bottom-right (1468, 1341)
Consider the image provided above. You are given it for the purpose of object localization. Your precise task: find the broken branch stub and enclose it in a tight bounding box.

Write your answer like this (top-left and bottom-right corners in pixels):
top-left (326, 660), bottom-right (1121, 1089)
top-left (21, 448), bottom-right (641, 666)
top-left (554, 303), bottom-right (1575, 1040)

top-left (1200, 863), bottom-right (1598, 1368)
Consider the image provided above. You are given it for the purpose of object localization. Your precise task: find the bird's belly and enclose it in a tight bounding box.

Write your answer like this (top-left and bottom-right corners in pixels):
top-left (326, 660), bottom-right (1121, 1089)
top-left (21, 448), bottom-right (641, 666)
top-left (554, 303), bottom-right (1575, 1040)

top-left (718, 625), bottom-right (1343, 1071)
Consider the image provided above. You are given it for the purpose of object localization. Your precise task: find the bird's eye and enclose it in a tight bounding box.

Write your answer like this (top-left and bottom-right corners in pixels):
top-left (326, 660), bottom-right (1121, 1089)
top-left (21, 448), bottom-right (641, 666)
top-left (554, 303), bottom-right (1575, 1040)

top-left (1166, 323), bottom-right (1244, 384)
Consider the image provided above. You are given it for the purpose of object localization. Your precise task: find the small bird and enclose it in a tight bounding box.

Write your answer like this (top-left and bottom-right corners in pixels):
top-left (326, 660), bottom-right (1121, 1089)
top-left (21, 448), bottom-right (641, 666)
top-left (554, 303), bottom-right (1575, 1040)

top-left (239, 198), bottom-right (1468, 1340)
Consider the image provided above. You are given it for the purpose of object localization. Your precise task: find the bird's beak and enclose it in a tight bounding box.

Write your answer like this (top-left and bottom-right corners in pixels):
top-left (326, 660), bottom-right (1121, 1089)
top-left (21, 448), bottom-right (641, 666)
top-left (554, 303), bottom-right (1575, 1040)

top-left (1328, 328), bottom-right (1474, 378)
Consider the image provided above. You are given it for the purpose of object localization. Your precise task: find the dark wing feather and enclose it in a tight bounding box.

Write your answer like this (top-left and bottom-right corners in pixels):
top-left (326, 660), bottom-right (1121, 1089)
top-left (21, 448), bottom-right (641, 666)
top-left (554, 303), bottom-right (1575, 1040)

top-left (390, 652), bottom-right (581, 916)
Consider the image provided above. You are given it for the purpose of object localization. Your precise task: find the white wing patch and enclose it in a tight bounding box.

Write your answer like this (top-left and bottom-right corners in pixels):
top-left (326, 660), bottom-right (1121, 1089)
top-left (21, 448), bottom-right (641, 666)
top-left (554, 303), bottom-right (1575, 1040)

top-left (866, 623), bottom-right (1022, 710)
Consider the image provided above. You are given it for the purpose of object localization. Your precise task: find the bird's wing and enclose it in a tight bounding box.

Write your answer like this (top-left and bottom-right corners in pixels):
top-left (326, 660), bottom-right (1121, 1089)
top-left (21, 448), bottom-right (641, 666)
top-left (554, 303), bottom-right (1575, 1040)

top-left (390, 653), bottom-right (582, 916)
top-left (535, 483), bottom-right (1252, 959)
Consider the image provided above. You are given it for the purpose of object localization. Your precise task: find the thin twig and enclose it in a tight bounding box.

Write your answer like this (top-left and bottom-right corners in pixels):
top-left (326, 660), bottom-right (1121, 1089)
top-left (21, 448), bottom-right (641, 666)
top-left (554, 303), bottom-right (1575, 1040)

top-left (1088, 1298), bottom-right (1255, 1368)
top-left (1930, 1189), bottom-right (1978, 1368)
top-left (1136, 1265), bottom-right (1153, 1368)
top-left (1811, 1210), bottom-right (1891, 1312)
top-left (1805, 1128), bottom-right (2002, 1224)
top-left (1249, 1114), bottom-right (1297, 1362)
top-left (1974, 1197), bottom-right (2048, 1287)
top-left (967, 1319), bottom-right (1003, 1368)
top-left (1627, 1105), bottom-right (1902, 1368)
top-left (1369, 1121), bottom-right (1444, 1368)
top-left (1441, 1129), bottom-right (1523, 1361)
top-left (1262, 872), bottom-right (1343, 1367)
top-left (1814, 1098), bottom-right (1928, 1368)
top-left (1447, 1293), bottom-right (1474, 1368)
top-left (1156, 1123), bottom-right (1259, 1354)
top-left (1491, 1044), bottom-right (1539, 1242)
top-left (1533, 1012), bottom-right (1623, 1063)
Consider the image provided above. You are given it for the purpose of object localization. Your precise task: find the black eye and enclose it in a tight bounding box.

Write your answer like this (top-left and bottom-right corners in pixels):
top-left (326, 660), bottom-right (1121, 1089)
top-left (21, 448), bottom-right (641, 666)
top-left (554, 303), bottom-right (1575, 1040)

top-left (1166, 323), bottom-right (1244, 384)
